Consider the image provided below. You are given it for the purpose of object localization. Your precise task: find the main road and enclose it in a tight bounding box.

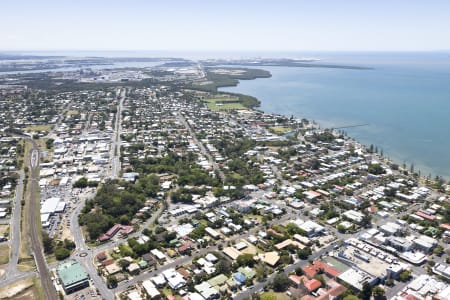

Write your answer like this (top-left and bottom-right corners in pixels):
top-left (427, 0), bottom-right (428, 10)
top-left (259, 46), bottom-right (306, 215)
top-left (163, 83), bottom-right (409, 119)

top-left (28, 141), bottom-right (58, 300)
top-left (111, 88), bottom-right (125, 179)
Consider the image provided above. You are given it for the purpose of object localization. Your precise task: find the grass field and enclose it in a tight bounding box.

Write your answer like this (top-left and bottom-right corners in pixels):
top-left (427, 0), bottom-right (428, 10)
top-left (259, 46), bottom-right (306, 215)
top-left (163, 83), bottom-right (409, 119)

top-left (203, 95), bottom-right (246, 111)
top-left (23, 125), bottom-right (52, 133)
top-left (260, 291), bottom-right (291, 300)
top-left (269, 126), bottom-right (293, 134)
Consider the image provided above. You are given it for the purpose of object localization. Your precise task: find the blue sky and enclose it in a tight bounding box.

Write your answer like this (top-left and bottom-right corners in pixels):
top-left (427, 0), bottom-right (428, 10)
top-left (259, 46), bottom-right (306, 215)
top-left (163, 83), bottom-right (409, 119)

top-left (2, 0), bottom-right (450, 51)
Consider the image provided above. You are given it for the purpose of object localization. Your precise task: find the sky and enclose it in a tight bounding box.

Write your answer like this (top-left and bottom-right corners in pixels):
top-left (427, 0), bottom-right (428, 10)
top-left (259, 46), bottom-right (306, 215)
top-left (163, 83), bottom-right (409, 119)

top-left (2, 0), bottom-right (450, 52)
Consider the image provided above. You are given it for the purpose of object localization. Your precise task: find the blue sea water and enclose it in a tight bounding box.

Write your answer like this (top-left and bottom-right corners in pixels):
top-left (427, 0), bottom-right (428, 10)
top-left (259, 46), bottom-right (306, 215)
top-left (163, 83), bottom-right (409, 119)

top-left (220, 52), bottom-right (450, 179)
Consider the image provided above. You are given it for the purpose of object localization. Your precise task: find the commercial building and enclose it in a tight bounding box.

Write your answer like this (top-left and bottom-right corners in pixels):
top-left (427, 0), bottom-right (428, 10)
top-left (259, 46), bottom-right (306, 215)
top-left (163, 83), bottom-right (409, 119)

top-left (57, 260), bottom-right (90, 294)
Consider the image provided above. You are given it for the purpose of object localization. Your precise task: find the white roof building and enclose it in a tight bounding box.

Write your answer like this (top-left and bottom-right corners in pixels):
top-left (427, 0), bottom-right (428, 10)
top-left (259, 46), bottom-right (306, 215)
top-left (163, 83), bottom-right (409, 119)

top-left (142, 280), bottom-right (161, 299)
top-left (162, 268), bottom-right (186, 290)
top-left (40, 197), bottom-right (62, 214)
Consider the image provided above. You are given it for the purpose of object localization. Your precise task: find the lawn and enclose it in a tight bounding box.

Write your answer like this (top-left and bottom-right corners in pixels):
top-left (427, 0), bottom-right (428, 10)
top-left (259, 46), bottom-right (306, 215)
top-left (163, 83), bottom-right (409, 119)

top-left (269, 126), bottom-right (293, 134)
top-left (260, 291), bottom-right (291, 300)
top-left (203, 96), bottom-right (246, 111)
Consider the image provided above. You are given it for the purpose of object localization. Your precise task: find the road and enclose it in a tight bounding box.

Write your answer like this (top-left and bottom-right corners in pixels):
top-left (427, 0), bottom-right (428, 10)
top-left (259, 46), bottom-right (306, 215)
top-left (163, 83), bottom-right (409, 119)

top-left (69, 192), bottom-right (115, 300)
top-left (68, 190), bottom-right (165, 299)
top-left (2, 169), bottom-right (25, 280)
top-left (28, 141), bottom-right (58, 300)
top-left (177, 112), bottom-right (226, 182)
top-left (113, 210), bottom-right (321, 294)
top-left (234, 244), bottom-right (336, 300)
top-left (111, 88), bottom-right (125, 179)
top-left (67, 88), bottom-right (162, 299)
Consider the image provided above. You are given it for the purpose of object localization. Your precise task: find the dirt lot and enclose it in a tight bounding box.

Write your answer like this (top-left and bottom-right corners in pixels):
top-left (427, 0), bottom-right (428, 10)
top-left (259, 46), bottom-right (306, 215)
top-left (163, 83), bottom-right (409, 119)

top-left (0, 224), bottom-right (9, 237)
top-left (0, 244), bottom-right (10, 264)
top-left (0, 277), bottom-right (38, 299)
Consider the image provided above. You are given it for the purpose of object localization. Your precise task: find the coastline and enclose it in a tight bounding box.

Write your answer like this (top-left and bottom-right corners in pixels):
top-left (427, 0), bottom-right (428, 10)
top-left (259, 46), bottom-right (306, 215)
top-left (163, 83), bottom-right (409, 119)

top-left (213, 67), bottom-right (448, 183)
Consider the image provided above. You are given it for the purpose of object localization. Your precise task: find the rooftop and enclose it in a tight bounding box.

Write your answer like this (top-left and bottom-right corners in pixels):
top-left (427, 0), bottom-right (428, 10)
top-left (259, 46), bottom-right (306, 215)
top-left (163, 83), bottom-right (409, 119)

top-left (56, 260), bottom-right (89, 287)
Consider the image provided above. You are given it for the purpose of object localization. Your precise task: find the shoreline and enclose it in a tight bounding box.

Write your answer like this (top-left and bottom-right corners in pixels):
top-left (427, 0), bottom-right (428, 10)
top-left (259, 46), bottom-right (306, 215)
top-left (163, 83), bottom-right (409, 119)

top-left (214, 68), bottom-right (448, 182)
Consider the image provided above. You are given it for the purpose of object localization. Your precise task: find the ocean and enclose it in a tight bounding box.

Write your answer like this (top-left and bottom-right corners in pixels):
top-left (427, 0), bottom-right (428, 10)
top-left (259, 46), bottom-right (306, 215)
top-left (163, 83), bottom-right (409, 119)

top-left (219, 52), bottom-right (450, 179)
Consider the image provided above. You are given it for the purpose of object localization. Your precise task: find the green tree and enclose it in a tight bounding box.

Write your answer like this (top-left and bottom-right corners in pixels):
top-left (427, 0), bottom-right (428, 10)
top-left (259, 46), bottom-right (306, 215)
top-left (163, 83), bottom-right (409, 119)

top-left (215, 259), bottom-right (232, 275)
top-left (337, 224), bottom-right (347, 233)
top-left (373, 286), bottom-right (386, 298)
top-left (236, 253), bottom-right (255, 267)
top-left (106, 275), bottom-right (118, 288)
top-left (295, 267), bottom-right (303, 276)
top-left (73, 177), bottom-right (88, 189)
top-left (272, 273), bottom-right (290, 292)
top-left (42, 231), bottom-right (54, 254)
top-left (433, 245), bottom-right (444, 256)
top-left (118, 259), bottom-right (131, 270)
top-left (297, 247), bottom-right (312, 260)
top-left (63, 239), bottom-right (76, 250)
top-left (360, 281), bottom-right (372, 300)
top-left (45, 138), bottom-right (54, 149)
top-left (399, 270), bottom-right (411, 282)
top-left (54, 247), bottom-right (70, 260)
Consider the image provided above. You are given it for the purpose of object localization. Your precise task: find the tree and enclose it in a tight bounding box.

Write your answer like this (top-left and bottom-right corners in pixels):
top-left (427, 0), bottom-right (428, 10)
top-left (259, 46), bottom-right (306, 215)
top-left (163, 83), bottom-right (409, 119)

top-left (272, 273), bottom-right (290, 292)
top-left (368, 163), bottom-right (385, 175)
top-left (360, 214), bottom-right (372, 228)
top-left (360, 281), bottom-right (372, 300)
top-left (399, 270), bottom-right (411, 282)
top-left (54, 247), bottom-right (70, 260)
top-left (433, 245), bottom-right (444, 256)
top-left (295, 267), bottom-right (303, 276)
top-left (45, 138), bottom-right (54, 149)
top-left (385, 278), bottom-right (394, 287)
top-left (216, 259), bottom-right (232, 275)
top-left (297, 247), bottom-right (312, 260)
top-left (73, 177), bottom-right (88, 189)
top-left (373, 286), bottom-right (385, 299)
top-left (337, 224), bottom-right (347, 233)
top-left (106, 275), bottom-right (118, 288)
top-left (42, 231), bottom-right (54, 254)
top-left (236, 253), bottom-right (255, 267)
top-left (63, 239), bottom-right (76, 250)
top-left (118, 259), bottom-right (131, 270)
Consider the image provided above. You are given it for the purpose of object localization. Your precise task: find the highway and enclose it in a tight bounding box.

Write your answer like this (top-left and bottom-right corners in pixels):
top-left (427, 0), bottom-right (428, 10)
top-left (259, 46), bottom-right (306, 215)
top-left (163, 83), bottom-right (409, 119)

top-left (28, 142), bottom-right (58, 300)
